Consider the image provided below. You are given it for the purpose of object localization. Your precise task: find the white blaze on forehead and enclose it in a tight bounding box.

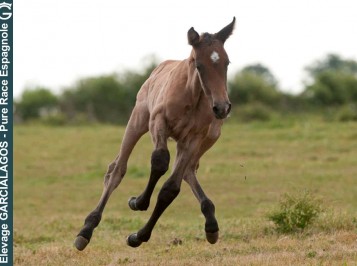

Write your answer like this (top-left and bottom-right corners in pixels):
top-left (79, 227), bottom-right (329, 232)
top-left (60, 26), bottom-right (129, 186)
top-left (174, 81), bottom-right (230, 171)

top-left (210, 51), bottom-right (220, 63)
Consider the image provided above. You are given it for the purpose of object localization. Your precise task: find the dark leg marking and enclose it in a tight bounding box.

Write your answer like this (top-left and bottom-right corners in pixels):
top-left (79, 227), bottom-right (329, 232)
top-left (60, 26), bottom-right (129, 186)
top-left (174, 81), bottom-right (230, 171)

top-left (201, 199), bottom-right (219, 244)
top-left (127, 179), bottom-right (180, 247)
top-left (184, 173), bottom-right (220, 244)
top-left (74, 210), bottom-right (102, 251)
top-left (128, 149), bottom-right (170, 211)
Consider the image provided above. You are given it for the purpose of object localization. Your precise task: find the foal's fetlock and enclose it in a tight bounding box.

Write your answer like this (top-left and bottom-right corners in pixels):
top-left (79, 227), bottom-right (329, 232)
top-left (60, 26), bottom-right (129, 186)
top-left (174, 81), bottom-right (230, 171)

top-left (201, 199), bottom-right (215, 215)
top-left (86, 210), bottom-right (102, 223)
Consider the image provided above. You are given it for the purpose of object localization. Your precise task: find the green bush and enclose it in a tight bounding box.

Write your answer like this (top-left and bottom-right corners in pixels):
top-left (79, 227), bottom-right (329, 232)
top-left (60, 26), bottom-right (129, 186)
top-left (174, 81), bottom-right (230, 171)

top-left (229, 72), bottom-right (281, 106)
top-left (268, 191), bottom-right (322, 233)
top-left (61, 75), bottom-right (133, 124)
top-left (302, 54), bottom-right (357, 106)
top-left (16, 87), bottom-right (59, 120)
top-left (303, 71), bottom-right (357, 106)
top-left (60, 61), bottom-right (157, 125)
top-left (336, 104), bottom-right (357, 122)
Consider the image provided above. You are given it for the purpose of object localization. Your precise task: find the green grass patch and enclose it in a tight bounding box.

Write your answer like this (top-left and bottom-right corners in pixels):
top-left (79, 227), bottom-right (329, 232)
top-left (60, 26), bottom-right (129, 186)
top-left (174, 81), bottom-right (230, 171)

top-left (14, 120), bottom-right (357, 265)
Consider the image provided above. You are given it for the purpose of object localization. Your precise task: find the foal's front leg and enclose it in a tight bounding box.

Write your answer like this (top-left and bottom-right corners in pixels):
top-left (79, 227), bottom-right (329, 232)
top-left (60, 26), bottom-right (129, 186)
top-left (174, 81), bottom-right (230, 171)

top-left (126, 142), bottom-right (195, 247)
top-left (128, 115), bottom-right (170, 211)
top-left (128, 148), bottom-right (170, 211)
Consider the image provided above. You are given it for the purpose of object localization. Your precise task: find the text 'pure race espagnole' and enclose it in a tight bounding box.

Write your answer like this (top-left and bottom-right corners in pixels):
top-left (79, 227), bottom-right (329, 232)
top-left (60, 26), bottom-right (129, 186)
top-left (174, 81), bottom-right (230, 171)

top-left (0, 1), bottom-right (12, 265)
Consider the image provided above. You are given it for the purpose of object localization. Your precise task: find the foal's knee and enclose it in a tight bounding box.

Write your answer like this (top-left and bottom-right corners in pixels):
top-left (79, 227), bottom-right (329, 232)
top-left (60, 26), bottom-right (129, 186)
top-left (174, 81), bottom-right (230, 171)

top-left (151, 149), bottom-right (170, 176)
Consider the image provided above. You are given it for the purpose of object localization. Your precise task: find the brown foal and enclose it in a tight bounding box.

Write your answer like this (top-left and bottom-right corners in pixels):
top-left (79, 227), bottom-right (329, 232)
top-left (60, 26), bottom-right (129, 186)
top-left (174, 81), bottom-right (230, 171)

top-left (75, 17), bottom-right (236, 251)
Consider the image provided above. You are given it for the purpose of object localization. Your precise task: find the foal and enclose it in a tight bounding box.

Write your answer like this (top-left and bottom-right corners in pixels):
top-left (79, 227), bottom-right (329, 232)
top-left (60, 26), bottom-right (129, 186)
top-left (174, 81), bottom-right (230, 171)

top-left (75, 17), bottom-right (235, 251)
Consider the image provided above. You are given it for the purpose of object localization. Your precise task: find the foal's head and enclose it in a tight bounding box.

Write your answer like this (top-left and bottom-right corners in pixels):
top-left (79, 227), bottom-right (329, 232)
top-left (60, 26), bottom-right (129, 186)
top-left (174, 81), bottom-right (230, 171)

top-left (188, 17), bottom-right (235, 119)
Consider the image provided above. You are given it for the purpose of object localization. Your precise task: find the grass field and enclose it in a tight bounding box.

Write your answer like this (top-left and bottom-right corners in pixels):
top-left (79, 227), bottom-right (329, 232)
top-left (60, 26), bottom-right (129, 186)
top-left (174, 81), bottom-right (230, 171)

top-left (14, 118), bottom-right (357, 265)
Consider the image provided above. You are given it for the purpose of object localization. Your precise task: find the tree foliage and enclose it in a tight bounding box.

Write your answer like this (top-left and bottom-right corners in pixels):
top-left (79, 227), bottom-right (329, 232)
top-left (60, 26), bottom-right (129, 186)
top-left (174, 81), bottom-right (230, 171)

top-left (15, 60), bottom-right (157, 124)
top-left (60, 61), bottom-right (157, 124)
top-left (15, 87), bottom-right (58, 120)
top-left (15, 54), bottom-right (357, 124)
top-left (305, 53), bottom-right (357, 77)
top-left (302, 54), bottom-right (357, 106)
top-left (241, 63), bottom-right (278, 87)
top-left (61, 75), bottom-right (133, 124)
top-left (229, 63), bottom-right (281, 106)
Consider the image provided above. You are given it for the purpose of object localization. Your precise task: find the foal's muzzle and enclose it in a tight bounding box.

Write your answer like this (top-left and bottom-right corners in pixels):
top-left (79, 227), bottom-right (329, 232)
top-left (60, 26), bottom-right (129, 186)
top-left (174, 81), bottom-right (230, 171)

top-left (213, 102), bottom-right (231, 119)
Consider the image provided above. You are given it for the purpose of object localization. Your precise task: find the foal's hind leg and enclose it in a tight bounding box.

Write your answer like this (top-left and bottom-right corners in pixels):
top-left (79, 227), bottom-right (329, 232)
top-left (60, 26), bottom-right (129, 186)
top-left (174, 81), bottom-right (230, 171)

top-left (126, 140), bottom-right (198, 247)
top-left (74, 104), bottom-right (149, 251)
top-left (128, 114), bottom-right (170, 211)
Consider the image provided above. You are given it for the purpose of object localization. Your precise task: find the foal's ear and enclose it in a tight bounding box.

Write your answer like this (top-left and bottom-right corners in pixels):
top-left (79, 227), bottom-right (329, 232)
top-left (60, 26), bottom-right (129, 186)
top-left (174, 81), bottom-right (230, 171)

top-left (215, 17), bottom-right (236, 44)
top-left (188, 27), bottom-right (200, 47)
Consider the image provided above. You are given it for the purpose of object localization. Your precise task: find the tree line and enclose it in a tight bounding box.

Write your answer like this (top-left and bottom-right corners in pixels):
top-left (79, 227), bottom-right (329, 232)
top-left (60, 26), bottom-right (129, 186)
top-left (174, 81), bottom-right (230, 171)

top-left (15, 53), bottom-right (357, 124)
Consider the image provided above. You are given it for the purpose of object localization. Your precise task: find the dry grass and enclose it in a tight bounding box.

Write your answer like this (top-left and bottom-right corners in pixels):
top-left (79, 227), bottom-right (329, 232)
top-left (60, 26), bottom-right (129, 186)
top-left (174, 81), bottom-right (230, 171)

top-left (14, 231), bottom-right (357, 265)
top-left (14, 119), bottom-right (357, 265)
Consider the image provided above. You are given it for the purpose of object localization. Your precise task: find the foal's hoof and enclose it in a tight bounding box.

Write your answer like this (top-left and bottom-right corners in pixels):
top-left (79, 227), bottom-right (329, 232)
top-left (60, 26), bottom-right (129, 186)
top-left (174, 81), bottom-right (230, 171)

top-left (126, 233), bottom-right (142, 248)
top-left (206, 231), bottom-right (219, 244)
top-left (128, 197), bottom-right (139, 211)
top-left (74, 235), bottom-right (89, 251)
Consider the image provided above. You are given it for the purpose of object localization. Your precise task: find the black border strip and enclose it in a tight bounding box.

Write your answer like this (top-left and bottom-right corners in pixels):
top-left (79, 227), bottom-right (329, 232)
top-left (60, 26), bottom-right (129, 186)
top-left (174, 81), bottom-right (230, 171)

top-left (0, 1), bottom-right (12, 265)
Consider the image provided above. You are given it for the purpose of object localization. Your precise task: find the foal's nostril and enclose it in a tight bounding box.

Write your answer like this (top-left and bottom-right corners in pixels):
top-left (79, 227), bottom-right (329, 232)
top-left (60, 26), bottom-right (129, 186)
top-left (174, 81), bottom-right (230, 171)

top-left (212, 106), bottom-right (219, 115)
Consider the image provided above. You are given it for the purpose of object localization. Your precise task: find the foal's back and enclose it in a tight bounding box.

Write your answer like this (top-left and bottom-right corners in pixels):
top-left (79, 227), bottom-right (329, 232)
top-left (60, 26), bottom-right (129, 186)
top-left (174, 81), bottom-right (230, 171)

top-left (137, 59), bottom-right (186, 112)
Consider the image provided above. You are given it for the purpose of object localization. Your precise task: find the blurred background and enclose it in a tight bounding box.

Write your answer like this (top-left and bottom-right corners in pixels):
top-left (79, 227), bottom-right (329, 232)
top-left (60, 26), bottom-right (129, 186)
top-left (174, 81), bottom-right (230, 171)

top-left (15, 0), bottom-right (357, 124)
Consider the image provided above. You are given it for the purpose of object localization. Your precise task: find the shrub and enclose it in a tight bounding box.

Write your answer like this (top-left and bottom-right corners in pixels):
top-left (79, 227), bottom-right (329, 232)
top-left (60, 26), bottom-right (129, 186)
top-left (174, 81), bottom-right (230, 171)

top-left (16, 87), bottom-right (59, 121)
top-left (303, 71), bottom-right (357, 106)
top-left (268, 191), bottom-right (322, 233)
top-left (302, 54), bottom-right (357, 107)
top-left (229, 72), bottom-right (281, 106)
top-left (336, 104), bottom-right (357, 122)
